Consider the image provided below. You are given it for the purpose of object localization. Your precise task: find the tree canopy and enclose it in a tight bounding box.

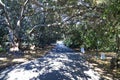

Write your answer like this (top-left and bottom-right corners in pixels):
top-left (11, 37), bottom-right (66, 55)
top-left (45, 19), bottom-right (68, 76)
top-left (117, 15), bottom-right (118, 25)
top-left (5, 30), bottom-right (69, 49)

top-left (0, 0), bottom-right (119, 53)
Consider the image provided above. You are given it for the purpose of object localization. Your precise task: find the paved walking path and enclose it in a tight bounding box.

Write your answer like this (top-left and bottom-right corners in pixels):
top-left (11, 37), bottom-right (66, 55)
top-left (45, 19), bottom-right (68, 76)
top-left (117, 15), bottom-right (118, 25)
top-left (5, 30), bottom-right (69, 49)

top-left (0, 43), bottom-right (100, 80)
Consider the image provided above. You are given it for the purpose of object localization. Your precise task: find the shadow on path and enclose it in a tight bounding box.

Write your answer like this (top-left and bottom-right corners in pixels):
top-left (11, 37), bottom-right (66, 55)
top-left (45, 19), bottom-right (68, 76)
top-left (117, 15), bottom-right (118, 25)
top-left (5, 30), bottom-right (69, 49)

top-left (0, 44), bottom-right (100, 80)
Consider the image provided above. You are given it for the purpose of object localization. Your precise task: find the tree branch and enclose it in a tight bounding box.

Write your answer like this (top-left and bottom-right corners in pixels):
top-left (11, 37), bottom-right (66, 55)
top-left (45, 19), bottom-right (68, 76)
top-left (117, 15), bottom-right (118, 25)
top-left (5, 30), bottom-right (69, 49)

top-left (21, 0), bottom-right (29, 17)
top-left (31, 0), bottom-right (43, 7)
top-left (28, 12), bottom-right (82, 34)
top-left (0, 0), bottom-right (5, 8)
top-left (1, 1), bottom-right (13, 30)
top-left (0, 1), bottom-right (16, 45)
top-left (17, 0), bottom-right (29, 27)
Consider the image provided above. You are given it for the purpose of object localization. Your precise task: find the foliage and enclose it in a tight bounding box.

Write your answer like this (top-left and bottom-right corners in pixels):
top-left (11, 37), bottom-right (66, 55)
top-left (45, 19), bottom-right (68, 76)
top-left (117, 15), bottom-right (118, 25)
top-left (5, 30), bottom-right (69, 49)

top-left (0, 0), bottom-right (119, 52)
top-left (0, 24), bottom-right (8, 47)
top-left (64, 25), bottom-right (83, 48)
top-left (64, 0), bottom-right (120, 52)
top-left (102, 0), bottom-right (120, 52)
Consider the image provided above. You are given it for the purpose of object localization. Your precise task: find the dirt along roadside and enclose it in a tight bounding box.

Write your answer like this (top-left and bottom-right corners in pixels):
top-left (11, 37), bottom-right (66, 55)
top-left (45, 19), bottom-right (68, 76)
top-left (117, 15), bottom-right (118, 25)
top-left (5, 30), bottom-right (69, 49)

top-left (0, 45), bottom-right (53, 71)
top-left (83, 51), bottom-right (120, 80)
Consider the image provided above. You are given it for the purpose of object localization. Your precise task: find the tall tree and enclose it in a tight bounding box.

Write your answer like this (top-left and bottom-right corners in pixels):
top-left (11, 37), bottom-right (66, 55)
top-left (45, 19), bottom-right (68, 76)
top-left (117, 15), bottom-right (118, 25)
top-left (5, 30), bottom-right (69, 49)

top-left (0, 0), bottom-right (29, 52)
top-left (103, 0), bottom-right (120, 53)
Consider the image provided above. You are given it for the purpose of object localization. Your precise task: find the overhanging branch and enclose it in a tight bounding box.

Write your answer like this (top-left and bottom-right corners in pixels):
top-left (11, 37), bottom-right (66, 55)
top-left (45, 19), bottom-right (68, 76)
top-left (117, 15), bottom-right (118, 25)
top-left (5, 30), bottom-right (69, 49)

top-left (28, 12), bottom-right (82, 34)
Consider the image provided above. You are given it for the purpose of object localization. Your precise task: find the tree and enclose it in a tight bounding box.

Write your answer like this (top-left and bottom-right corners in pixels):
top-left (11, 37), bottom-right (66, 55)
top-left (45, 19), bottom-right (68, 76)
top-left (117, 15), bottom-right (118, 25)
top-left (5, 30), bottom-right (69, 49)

top-left (102, 0), bottom-right (120, 53)
top-left (63, 0), bottom-right (119, 53)
top-left (0, 0), bottom-right (29, 52)
top-left (1, 0), bottom-right (118, 53)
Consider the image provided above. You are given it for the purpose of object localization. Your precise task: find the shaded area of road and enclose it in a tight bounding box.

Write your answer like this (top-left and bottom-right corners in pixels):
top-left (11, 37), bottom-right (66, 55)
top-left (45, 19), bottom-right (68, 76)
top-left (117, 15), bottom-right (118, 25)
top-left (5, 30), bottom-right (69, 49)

top-left (0, 43), bottom-right (100, 80)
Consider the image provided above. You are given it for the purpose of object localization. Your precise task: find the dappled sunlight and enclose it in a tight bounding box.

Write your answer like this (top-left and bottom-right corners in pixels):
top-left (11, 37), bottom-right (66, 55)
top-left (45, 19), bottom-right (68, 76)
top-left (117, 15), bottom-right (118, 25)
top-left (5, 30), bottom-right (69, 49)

top-left (24, 55), bottom-right (33, 59)
top-left (84, 51), bottom-right (119, 79)
top-left (0, 0), bottom-right (119, 79)
top-left (0, 44), bottom-right (100, 80)
top-left (10, 43), bottom-right (19, 52)
top-left (30, 45), bottom-right (35, 50)
top-left (12, 58), bottom-right (28, 63)
top-left (29, 50), bottom-right (36, 54)
top-left (0, 46), bottom-right (53, 73)
top-left (0, 57), bottom-right (7, 61)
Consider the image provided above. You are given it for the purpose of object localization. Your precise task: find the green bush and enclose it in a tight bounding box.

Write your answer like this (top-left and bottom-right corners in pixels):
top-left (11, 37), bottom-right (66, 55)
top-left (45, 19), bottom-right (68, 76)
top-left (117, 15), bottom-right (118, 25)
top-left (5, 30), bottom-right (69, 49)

top-left (0, 47), bottom-right (4, 52)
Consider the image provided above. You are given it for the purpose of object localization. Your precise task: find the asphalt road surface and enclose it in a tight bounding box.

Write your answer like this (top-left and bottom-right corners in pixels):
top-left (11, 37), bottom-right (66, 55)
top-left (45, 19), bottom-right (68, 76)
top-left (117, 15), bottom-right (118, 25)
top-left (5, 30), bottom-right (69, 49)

top-left (0, 43), bottom-right (100, 80)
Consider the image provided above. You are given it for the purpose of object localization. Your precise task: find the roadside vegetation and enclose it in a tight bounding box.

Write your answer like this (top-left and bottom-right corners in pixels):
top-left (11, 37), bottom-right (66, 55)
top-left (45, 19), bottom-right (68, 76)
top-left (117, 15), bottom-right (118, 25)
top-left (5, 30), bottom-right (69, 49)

top-left (0, 0), bottom-right (119, 79)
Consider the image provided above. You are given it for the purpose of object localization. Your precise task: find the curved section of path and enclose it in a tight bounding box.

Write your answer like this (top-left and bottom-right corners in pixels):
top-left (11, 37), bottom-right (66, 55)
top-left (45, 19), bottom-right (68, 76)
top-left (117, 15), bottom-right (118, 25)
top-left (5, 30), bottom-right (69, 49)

top-left (0, 44), bottom-right (100, 80)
